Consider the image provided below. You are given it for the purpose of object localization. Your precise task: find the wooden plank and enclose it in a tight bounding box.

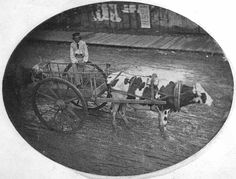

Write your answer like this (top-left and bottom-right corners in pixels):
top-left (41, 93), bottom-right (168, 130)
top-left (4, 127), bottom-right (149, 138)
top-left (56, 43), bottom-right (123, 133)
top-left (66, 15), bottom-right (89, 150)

top-left (169, 36), bottom-right (189, 49)
top-left (105, 34), bottom-right (131, 45)
top-left (144, 36), bottom-right (163, 47)
top-left (108, 35), bottom-right (136, 45)
top-left (198, 38), bottom-right (215, 52)
top-left (92, 34), bottom-right (114, 43)
top-left (102, 34), bottom-right (125, 44)
top-left (94, 34), bottom-right (116, 44)
top-left (199, 38), bottom-right (218, 52)
top-left (147, 36), bottom-right (169, 47)
top-left (119, 35), bottom-right (146, 46)
top-left (158, 36), bottom-right (177, 49)
top-left (101, 34), bottom-right (122, 43)
top-left (195, 37), bottom-right (212, 51)
top-left (181, 37), bottom-right (197, 49)
top-left (86, 33), bottom-right (108, 42)
top-left (112, 35), bottom-right (137, 45)
top-left (131, 35), bottom-right (154, 46)
top-left (132, 36), bottom-right (159, 47)
top-left (161, 36), bottom-right (182, 49)
top-left (141, 36), bottom-right (165, 47)
top-left (152, 36), bottom-right (174, 48)
top-left (170, 36), bottom-right (189, 50)
top-left (85, 33), bottom-right (106, 43)
top-left (185, 37), bottom-right (205, 51)
top-left (206, 41), bottom-right (222, 53)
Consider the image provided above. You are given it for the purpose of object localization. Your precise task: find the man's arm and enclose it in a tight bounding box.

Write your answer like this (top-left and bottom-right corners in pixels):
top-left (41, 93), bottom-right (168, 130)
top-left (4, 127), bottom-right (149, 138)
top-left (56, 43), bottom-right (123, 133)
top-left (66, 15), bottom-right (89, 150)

top-left (83, 42), bottom-right (89, 62)
top-left (70, 43), bottom-right (78, 63)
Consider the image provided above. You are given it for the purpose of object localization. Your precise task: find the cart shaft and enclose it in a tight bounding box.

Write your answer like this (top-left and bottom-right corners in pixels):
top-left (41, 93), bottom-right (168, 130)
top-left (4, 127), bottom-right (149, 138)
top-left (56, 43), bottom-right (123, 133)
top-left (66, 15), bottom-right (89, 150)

top-left (95, 98), bottom-right (166, 105)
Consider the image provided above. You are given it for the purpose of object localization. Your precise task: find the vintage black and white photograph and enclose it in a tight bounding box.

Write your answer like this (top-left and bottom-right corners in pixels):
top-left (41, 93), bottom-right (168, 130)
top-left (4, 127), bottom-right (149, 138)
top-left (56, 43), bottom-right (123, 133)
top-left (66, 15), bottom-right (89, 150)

top-left (2, 1), bottom-right (234, 177)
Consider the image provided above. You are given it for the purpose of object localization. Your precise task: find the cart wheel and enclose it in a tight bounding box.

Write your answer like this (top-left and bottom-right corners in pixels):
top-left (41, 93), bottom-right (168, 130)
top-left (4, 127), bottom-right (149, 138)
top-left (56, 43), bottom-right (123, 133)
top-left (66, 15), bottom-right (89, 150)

top-left (65, 62), bottom-right (110, 110)
top-left (32, 77), bottom-right (88, 133)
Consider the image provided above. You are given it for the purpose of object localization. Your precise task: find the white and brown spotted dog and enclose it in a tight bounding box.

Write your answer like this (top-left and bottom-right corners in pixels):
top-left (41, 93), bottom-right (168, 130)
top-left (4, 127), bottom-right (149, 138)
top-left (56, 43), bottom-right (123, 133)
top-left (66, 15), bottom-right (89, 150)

top-left (107, 71), bottom-right (213, 134)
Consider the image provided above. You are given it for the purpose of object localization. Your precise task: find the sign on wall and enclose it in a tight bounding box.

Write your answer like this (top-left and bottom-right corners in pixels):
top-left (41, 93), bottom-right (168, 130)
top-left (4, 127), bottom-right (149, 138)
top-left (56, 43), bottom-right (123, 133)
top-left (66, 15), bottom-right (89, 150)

top-left (138, 5), bottom-right (151, 28)
top-left (109, 4), bottom-right (121, 22)
top-left (122, 4), bottom-right (137, 13)
top-left (93, 4), bottom-right (121, 22)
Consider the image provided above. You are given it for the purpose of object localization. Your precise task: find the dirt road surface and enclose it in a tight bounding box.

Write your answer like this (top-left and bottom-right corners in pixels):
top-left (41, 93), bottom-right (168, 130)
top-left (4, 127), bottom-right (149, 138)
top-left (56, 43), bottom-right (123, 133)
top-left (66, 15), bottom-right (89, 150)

top-left (3, 41), bottom-right (233, 176)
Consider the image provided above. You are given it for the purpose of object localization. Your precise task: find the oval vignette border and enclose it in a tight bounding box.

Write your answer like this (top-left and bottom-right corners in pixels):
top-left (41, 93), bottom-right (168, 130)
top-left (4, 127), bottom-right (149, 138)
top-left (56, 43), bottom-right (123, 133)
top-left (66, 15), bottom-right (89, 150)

top-left (0, 0), bottom-right (235, 178)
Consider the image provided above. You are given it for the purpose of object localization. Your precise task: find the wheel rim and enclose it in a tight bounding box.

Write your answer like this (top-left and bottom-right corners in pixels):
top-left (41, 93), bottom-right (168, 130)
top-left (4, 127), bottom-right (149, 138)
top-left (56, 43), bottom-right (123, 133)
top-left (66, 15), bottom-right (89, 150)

top-left (32, 78), bottom-right (87, 132)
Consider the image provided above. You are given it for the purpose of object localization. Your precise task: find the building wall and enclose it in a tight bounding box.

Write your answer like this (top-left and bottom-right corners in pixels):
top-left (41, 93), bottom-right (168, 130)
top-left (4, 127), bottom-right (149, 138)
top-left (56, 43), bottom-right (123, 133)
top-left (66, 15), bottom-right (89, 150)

top-left (44, 2), bottom-right (206, 34)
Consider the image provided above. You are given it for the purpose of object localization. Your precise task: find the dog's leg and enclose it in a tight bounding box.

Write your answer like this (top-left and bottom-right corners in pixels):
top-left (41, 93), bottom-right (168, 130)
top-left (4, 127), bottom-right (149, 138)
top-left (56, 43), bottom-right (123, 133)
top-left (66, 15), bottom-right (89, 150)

top-left (158, 109), bottom-right (171, 139)
top-left (111, 103), bottom-right (121, 131)
top-left (119, 104), bottom-right (129, 127)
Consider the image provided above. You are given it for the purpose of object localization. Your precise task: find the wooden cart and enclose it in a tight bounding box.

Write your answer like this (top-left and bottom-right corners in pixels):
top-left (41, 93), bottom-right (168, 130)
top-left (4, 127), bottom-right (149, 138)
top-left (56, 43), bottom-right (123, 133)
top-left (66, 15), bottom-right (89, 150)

top-left (32, 61), bottom-right (180, 133)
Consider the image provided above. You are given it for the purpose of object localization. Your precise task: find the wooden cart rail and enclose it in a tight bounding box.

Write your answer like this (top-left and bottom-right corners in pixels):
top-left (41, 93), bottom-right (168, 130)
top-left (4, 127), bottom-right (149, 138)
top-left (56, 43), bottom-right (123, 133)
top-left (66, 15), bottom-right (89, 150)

top-left (49, 61), bottom-right (110, 66)
top-left (45, 71), bottom-right (103, 75)
top-left (47, 61), bottom-right (111, 74)
top-left (36, 61), bottom-right (111, 76)
top-left (34, 61), bottom-right (111, 97)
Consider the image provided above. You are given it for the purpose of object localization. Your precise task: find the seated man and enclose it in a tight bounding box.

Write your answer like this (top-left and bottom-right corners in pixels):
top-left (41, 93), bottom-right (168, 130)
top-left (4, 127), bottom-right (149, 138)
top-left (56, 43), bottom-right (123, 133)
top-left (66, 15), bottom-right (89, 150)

top-left (70, 32), bottom-right (89, 86)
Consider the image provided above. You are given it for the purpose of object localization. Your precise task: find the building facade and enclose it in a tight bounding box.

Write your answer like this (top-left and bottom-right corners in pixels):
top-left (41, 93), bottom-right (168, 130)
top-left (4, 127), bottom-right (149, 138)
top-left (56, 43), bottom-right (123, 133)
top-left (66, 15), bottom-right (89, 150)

top-left (42, 2), bottom-right (206, 35)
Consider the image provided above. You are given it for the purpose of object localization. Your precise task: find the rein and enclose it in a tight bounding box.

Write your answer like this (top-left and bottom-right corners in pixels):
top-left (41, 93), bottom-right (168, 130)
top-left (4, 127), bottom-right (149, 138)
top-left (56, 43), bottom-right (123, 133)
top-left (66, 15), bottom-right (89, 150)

top-left (109, 71), bottom-right (123, 85)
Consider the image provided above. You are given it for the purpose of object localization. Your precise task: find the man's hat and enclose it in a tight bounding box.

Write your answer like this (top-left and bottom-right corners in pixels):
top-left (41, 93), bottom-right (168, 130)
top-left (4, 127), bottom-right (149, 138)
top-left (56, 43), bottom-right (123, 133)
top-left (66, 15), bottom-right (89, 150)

top-left (72, 32), bottom-right (81, 38)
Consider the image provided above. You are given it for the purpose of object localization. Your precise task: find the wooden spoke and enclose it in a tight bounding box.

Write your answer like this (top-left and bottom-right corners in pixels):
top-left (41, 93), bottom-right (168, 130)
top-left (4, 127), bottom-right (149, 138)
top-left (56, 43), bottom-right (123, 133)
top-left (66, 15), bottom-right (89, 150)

top-left (64, 97), bottom-right (79, 103)
top-left (65, 107), bottom-right (79, 119)
top-left (48, 106), bottom-right (59, 111)
top-left (52, 109), bottom-right (60, 121)
top-left (39, 106), bottom-right (58, 116)
top-left (48, 86), bottom-right (59, 99)
top-left (63, 86), bottom-right (70, 100)
top-left (37, 91), bottom-right (57, 101)
top-left (55, 81), bottom-right (62, 98)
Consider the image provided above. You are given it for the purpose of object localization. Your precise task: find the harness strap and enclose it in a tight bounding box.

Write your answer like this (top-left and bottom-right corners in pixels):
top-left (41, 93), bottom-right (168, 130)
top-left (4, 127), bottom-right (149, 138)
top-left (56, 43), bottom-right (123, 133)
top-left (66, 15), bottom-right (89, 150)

top-left (174, 81), bottom-right (182, 111)
top-left (111, 88), bottom-right (144, 100)
top-left (150, 73), bottom-right (157, 100)
top-left (109, 71), bottom-right (123, 86)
